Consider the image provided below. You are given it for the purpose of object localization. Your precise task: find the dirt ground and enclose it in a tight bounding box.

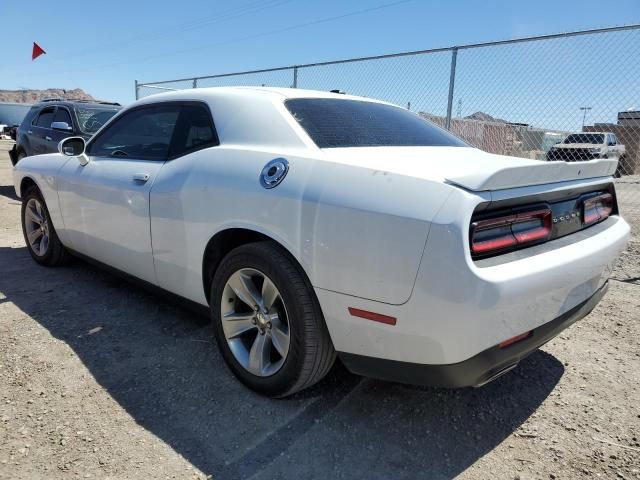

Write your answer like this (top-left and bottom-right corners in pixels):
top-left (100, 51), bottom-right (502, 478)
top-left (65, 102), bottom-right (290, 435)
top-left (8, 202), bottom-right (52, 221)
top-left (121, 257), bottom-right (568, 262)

top-left (0, 139), bottom-right (638, 480)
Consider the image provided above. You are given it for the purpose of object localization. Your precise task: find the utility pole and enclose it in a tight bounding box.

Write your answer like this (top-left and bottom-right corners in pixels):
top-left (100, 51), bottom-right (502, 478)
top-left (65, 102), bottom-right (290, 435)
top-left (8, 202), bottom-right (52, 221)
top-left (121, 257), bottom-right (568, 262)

top-left (579, 106), bottom-right (592, 130)
top-left (457, 98), bottom-right (462, 118)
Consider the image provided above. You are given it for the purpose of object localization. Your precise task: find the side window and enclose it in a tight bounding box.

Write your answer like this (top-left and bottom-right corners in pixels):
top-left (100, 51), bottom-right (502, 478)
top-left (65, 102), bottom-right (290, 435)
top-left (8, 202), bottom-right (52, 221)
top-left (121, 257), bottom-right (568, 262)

top-left (169, 103), bottom-right (219, 158)
top-left (34, 107), bottom-right (55, 128)
top-left (23, 106), bottom-right (40, 127)
top-left (53, 108), bottom-right (73, 126)
top-left (87, 105), bottom-right (180, 160)
top-left (611, 134), bottom-right (617, 145)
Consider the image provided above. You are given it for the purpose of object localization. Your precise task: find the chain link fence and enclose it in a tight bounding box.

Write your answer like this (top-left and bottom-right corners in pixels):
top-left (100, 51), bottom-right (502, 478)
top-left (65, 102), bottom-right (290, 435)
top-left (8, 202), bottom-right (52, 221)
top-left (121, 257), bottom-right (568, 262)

top-left (137, 25), bottom-right (640, 280)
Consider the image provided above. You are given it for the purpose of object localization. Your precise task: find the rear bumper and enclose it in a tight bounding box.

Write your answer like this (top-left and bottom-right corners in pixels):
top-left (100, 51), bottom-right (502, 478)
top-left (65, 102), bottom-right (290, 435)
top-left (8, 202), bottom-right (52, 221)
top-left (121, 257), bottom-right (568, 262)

top-left (317, 212), bottom-right (628, 366)
top-left (339, 282), bottom-right (608, 387)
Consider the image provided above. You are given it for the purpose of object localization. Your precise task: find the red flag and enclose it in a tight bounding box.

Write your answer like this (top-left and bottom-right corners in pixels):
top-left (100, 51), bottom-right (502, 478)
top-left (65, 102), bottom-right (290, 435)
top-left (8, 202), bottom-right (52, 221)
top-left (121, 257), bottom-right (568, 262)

top-left (32, 42), bottom-right (46, 61)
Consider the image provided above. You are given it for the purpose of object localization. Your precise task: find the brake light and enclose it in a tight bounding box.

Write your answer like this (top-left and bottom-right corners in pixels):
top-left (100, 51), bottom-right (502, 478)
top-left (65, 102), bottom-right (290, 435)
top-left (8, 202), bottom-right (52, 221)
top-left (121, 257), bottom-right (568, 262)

top-left (583, 193), bottom-right (613, 226)
top-left (471, 207), bottom-right (552, 256)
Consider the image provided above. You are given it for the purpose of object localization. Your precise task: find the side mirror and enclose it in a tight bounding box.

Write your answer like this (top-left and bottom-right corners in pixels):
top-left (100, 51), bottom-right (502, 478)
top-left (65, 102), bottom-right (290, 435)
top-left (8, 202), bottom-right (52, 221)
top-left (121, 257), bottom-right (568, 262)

top-left (51, 121), bottom-right (73, 131)
top-left (58, 137), bottom-right (86, 157)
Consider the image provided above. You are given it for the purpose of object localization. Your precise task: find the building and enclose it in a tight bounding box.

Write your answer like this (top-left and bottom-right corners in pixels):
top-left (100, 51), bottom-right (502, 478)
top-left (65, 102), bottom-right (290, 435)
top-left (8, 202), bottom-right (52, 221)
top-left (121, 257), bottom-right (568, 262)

top-left (618, 110), bottom-right (640, 126)
top-left (419, 112), bottom-right (568, 160)
top-left (584, 110), bottom-right (640, 175)
top-left (0, 102), bottom-right (32, 127)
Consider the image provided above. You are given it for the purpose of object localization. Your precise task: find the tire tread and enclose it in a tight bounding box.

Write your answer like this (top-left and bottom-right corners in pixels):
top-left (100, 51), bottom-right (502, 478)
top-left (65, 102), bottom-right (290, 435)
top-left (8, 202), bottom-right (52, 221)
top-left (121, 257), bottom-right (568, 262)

top-left (211, 241), bottom-right (335, 397)
top-left (22, 186), bottom-right (67, 267)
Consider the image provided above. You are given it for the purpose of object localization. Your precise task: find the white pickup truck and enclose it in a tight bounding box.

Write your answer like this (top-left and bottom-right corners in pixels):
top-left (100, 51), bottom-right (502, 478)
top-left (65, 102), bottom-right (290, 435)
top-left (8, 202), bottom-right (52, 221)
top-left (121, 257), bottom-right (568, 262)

top-left (546, 132), bottom-right (626, 166)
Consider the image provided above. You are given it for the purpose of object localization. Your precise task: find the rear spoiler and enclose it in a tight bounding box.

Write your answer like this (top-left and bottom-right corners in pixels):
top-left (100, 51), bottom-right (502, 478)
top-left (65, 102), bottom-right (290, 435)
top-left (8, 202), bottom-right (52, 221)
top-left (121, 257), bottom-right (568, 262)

top-left (445, 158), bottom-right (618, 191)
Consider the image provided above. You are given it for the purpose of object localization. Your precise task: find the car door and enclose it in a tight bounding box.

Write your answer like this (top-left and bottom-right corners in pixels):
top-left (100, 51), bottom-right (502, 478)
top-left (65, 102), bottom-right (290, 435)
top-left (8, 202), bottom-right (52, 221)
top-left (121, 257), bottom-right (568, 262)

top-left (610, 134), bottom-right (623, 159)
top-left (57, 103), bottom-right (181, 284)
top-left (30, 106), bottom-right (56, 155)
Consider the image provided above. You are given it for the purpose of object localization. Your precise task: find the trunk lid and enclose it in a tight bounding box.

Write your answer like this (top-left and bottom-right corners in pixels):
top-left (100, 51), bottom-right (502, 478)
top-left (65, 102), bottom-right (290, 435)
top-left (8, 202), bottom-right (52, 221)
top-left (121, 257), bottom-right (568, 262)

top-left (320, 146), bottom-right (617, 192)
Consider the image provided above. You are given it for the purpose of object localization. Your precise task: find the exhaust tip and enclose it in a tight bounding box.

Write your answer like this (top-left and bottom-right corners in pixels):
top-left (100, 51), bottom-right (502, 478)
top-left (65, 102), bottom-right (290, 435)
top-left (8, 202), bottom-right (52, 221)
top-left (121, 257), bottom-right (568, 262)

top-left (474, 362), bottom-right (519, 387)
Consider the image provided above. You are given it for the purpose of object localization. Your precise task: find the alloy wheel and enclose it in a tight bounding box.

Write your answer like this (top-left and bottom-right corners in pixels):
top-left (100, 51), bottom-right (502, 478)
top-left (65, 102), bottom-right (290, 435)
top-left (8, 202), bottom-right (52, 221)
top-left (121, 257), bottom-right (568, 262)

top-left (24, 198), bottom-right (49, 257)
top-left (220, 268), bottom-right (290, 377)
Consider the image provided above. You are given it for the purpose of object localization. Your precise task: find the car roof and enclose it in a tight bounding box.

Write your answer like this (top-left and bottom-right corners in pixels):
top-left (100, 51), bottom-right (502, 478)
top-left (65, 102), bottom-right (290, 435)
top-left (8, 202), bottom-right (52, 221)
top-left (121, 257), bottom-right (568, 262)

top-left (134, 86), bottom-right (394, 106)
top-left (34, 99), bottom-right (121, 108)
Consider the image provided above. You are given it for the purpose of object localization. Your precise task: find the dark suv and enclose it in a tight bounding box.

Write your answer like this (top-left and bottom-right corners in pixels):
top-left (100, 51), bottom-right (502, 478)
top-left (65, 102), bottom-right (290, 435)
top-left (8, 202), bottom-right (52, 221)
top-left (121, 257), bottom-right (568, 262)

top-left (9, 98), bottom-right (121, 165)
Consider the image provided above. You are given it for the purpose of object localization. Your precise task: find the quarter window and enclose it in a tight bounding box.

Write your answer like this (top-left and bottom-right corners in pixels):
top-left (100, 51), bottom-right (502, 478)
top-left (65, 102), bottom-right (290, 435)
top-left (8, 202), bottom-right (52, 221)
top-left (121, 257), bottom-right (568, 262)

top-left (169, 103), bottom-right (218, 157)
top-left (88, 105), bottom-right (180, 160)
top-left (35, 108), bottom-right (55, 128)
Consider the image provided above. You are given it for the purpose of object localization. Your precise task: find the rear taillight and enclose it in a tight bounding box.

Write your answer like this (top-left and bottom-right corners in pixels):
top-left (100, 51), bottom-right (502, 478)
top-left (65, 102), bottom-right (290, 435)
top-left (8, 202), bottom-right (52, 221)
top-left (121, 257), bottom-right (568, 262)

top-left (471, 207), bottom-right (552, 256)
top-left (583, 193), bottom-right (613, 226)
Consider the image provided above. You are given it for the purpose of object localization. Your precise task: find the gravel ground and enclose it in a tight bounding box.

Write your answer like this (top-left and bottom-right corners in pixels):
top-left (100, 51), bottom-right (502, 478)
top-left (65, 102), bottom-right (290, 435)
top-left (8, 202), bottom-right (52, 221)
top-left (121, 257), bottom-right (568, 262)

top-left (0, 140), bottom-right (638, 480)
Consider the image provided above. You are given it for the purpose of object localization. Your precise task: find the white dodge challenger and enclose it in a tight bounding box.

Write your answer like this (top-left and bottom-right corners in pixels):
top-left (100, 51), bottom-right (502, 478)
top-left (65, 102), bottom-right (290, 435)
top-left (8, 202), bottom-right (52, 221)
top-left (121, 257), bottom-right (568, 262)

top-left (13, 87), bottom-right (630, 397)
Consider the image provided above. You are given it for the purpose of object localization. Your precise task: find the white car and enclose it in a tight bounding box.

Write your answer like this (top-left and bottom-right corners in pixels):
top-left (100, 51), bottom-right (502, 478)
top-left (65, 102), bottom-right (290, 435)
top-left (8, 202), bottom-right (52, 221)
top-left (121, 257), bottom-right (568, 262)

top-left (13, 87), bottom-right (630, 397)
top-left (547, 132), bottom-right (626, 163)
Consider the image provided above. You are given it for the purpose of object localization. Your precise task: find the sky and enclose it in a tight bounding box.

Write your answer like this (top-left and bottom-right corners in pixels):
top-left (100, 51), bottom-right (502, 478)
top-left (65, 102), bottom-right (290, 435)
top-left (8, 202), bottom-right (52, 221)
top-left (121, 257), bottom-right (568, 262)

top-left (2, 0), bottom-right (639, 130)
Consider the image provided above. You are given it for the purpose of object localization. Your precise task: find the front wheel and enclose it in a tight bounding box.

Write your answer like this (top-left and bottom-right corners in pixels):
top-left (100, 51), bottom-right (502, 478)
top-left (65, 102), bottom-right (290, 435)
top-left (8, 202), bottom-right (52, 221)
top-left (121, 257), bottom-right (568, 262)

top-left (21, 187), bottom-right (67, 266)
top-left (211, 241), bottom-right (335, 397)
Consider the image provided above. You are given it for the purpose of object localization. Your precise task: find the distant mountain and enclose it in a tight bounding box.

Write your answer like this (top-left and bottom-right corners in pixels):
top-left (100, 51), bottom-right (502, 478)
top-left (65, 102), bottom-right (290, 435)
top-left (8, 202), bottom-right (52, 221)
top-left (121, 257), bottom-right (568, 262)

top-left (464, 111), bottom-right (508, 123)
top-left (0, 88), bottom-right (94, 104)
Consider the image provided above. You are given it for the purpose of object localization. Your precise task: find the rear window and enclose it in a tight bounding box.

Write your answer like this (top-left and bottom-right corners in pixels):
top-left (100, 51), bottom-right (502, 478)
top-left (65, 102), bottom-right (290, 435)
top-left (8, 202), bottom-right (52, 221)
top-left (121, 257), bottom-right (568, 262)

top-left (285, 98), bottom-right (466, 148)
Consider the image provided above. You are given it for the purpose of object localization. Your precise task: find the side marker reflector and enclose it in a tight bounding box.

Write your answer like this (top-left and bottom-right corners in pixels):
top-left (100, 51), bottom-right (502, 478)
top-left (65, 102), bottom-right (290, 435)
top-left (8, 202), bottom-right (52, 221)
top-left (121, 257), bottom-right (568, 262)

top-left (348, 307), bottom-right (397, 326)
top-left (498, 331), bottom-right (533, 349)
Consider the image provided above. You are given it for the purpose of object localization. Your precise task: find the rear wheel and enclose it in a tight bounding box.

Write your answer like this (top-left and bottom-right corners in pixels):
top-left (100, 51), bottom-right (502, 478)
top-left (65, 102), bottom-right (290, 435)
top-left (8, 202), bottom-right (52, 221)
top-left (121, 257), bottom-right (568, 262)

top-left (10, 148), bottom-right (26, 166)
top-left (211, 241), bottom-right (335, 397)
top-left (21, 187), bottom-right (67, 266)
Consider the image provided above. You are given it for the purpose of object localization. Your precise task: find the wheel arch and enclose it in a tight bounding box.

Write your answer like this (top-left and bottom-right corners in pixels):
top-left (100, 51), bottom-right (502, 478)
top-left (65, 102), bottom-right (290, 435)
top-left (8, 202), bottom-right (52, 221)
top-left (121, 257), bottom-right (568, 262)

top-left (19, 176), bottom-right (39, 198)
top-left (201, 227), bottom-right (310, 305)
top-left (15, 137), bottom-right (30, 156)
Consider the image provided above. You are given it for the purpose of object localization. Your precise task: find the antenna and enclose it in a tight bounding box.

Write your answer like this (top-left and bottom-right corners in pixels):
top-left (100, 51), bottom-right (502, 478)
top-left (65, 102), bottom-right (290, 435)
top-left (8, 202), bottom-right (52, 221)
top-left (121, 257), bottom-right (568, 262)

top-left (579, 106), bottom-right (592, 129)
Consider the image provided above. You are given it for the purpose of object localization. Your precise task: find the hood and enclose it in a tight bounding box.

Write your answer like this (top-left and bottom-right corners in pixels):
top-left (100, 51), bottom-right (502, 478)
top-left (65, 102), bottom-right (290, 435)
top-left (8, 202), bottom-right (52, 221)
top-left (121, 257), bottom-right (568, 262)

top-left (553, 143), bottom-right (603, 149)
top-left (320, 146), bottom-right (617, 192)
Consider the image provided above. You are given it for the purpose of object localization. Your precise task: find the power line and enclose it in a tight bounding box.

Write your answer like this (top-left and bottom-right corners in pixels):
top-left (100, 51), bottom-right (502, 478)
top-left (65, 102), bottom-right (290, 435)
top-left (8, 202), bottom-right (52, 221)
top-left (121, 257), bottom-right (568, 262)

top-left (57, 0), bottom-right (293, 60)
top-left (17, 0), bottom-right (414, 78)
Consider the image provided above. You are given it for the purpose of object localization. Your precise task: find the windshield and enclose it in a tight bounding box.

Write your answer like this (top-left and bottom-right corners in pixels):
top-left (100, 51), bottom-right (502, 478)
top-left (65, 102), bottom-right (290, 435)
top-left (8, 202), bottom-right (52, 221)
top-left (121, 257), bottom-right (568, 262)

top-left (285, 98), bottom-right (466, 148)
top-left (563, 133), bottom-right (605, 144)
top-left (75, 106), bottom-right (120, 135)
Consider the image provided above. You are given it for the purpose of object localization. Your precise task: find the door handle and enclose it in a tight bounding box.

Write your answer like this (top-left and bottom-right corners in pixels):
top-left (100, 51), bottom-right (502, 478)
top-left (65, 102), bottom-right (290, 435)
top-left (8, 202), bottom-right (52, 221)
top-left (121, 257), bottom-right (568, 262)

top-left (133, 173), bottom-right (150, 183)
top-left (27, 130), bottom-right (33, 134)
top-left (45, 136), bottom-right (52, 141)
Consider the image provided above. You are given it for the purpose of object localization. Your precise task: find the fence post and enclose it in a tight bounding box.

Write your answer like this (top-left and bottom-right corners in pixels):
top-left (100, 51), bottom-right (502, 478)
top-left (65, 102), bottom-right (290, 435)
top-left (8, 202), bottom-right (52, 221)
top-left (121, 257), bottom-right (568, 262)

top-left (193, 78), bottom-right (198, 89)
top-left (134, 80), bottom-right (139, 100)
top-left (445, 47), bottom-right (458, 130)
top-left (293, 66), bottom-right (298, 88)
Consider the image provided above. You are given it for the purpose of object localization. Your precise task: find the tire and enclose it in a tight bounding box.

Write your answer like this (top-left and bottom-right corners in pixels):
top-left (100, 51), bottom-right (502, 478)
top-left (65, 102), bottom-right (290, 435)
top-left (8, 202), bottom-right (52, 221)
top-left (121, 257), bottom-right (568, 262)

top-left (21, 186), bottom-right (67, 266)
top-left (210, 241), bottom-right (335, 397)
top-left (9, 148), bottom-right (25, 166)
top-left (615, 156), bottom-right (626, 178)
